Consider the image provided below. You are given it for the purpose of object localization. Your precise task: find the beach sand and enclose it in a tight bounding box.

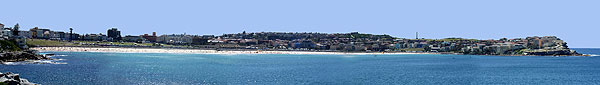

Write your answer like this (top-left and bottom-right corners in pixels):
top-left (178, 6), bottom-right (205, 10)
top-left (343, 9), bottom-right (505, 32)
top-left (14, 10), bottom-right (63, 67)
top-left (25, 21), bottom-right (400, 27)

top-left (31, 47), bottom-right (437, 55)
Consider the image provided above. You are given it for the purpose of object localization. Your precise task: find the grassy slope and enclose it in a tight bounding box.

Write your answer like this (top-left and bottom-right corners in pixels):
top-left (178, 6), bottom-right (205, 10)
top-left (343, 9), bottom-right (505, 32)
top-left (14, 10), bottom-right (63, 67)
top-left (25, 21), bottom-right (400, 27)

top-left (0, 40), bottom-right (21, 51)
top-left (26, 39), bottom-right (80, 47)
top-left (73, 41), bottom-right (153, 46)
top-left (27, 39), bottom-right (156, 47)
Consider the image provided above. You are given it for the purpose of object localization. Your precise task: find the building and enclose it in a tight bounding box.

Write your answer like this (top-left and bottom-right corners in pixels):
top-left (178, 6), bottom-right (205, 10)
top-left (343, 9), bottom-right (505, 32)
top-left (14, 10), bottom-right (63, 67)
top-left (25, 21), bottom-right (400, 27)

top-left (82, 33), bottom-right (107, 41)
top-left (50, 31), bottom-right (67, 40)
top-left (18, 31), bottom-right (32, 38)
top-left (291, 40), bottom-right (316, 49)
top-left (1, 28), bottom-right (13, 38)
top-left (29, 28), bottom-right (51, 39)
top-left (107, 28), bottom-right (121, 41)
top-left (157, 34), bottom-right (193, 44)
top-left (15, 36), bottom-right (28, 49)
top-left (29, 27), bottom-right (38, 38)
top-left (0, 23), bottom-right (4, 29)
top-left (122, 35), bottom-right (145, 42)
top-left (65, 33), bottom-right (80, 40)
top-left (141, 32), bottom-right (157, 42)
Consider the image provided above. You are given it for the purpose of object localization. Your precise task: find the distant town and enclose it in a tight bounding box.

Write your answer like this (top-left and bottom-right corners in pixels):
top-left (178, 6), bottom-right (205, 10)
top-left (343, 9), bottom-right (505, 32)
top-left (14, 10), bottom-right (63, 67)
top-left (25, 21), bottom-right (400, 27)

top-left (0, 23), bottom-right (582, 56)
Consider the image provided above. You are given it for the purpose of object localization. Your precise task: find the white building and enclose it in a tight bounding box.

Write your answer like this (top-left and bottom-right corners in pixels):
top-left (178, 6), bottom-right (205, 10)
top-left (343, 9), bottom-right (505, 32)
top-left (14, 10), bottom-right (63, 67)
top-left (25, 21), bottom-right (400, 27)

top-left (1, 29), bottom-right (12, 38)
top-left (82, 34), bottom-right (108, 41)
top-left (157, 34), bottom-right (194, 44)
top-left (15, 36), bottom-right (28, 49)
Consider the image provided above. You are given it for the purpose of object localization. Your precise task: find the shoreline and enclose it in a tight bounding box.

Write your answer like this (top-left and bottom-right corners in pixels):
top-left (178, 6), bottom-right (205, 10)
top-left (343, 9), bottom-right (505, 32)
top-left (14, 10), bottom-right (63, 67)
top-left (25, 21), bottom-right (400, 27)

top-left (31, 47), bottom-right (441, 55)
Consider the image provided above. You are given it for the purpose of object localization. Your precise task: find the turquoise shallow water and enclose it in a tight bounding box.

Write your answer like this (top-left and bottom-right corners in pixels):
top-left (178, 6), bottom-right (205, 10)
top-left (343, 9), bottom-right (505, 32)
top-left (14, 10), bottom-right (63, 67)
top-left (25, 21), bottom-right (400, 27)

top-left (2, 48), bottom-right (600, 85)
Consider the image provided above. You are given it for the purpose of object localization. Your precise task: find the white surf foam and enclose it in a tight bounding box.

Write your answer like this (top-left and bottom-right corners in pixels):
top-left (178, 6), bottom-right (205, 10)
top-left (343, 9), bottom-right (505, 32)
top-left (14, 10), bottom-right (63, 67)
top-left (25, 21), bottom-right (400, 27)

top-left (53, 55), bottom-right (68, 57)
top-left (1, 60), bottom-right (67, 65)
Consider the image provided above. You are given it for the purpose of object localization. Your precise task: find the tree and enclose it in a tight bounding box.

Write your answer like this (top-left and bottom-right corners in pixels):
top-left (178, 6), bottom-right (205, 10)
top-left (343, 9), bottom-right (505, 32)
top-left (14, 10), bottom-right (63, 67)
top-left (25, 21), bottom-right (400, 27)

top-left (12, 23), bottom-right (19, 36)
top-left (69, 27), bottom-right (73, 42)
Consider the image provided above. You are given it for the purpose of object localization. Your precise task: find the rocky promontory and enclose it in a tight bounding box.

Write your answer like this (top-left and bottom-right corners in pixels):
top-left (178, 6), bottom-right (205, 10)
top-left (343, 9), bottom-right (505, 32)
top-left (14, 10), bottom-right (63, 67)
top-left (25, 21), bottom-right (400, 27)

top-left (0, 39), bottom-right (52, 64)
top-left (522, 49), bottom-right (582, 56)
top-left (0, 50), bottom-right (49, 63)
top-left (459, 36), bottom-right (585, 56)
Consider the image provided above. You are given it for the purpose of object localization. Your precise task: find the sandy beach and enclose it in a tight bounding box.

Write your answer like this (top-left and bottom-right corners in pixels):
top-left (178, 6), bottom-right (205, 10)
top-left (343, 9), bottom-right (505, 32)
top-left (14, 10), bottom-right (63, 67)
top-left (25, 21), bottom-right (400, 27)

top-left (31, 47), bottom-right (438, 55)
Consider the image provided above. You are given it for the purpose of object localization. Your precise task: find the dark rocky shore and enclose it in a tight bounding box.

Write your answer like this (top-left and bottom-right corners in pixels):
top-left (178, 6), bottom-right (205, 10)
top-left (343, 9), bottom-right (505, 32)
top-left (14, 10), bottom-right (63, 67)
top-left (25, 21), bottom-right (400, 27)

top-left (0, 50), bottom-right (50, 63)
top-left (0, 72), bottom-right (38, 85)
top-left (0, 38), bottom-right (52, 64)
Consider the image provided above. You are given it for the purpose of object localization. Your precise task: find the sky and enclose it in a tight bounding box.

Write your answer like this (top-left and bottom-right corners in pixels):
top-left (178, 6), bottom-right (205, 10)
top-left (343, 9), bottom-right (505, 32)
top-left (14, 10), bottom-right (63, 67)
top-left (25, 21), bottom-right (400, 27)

top-left (0, 0), bottom-right (598, 48)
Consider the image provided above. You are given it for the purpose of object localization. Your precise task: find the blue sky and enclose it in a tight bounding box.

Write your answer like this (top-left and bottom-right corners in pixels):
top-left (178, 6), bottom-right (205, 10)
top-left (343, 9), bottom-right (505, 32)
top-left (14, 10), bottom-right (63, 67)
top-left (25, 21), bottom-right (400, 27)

top-left (0, 0), bottom-right (598, 48)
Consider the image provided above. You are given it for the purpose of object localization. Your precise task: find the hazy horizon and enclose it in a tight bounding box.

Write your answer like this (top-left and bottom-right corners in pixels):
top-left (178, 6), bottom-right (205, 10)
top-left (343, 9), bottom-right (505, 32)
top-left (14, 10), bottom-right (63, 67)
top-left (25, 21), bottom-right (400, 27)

top-left (1, 0), bottom-right (598, 48)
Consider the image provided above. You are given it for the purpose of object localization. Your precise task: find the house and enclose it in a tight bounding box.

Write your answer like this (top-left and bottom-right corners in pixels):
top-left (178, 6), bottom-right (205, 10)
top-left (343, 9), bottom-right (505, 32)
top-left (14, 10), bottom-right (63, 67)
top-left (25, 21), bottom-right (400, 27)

top-left (291, 40), bottom-right (315, 49)
top-left (157, 34), bottom-right (193, 44)
top-left (29, 28), bottom-right (51, 39)
top-left (141, 34), bottom-right (157, 42)
top-left (15, 36), bottom-right (28, 49)
top-left (1, 28), bottom-right (12, 38)
top-left (65, 33), bottom-right (81, 40)
top-left (18, 31), bottom-right (32, 38)
top-left (50, 31), bottom-right (67, 40)
top-left (122, 35), bottom-right (145, 42)
top-left (82, 34), bottom-right (108, 41)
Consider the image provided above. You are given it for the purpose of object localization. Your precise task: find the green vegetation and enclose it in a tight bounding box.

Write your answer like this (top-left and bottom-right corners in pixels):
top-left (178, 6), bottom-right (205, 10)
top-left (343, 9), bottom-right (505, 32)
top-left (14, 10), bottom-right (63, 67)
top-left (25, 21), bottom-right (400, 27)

top-left (27, 39), bottom-right (159, 47)
top-left (0, 82), bottom-right (7, 85)
top-left (426, 38), bottom-right (479, 42)
top-left (341, 33), bottom-right (394, 39)
top-left (397, 48), bottom-right (425, 52)
top-left (73, 41), bottom-right (153, 46)
top-left (26, 39), bottom-right (80, 47)
top-left (441, 38), bottom-right (478, 41)
top-left (0, 40), bottom-right (22, 51)
top-left (516, 49), bottom-right (529, 54)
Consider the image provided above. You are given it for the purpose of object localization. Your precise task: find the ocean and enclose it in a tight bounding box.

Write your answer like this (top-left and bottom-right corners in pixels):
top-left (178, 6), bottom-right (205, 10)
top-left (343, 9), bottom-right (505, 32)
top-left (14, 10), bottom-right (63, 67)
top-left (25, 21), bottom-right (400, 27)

top-left (2, 48), bottom-right (600, 85)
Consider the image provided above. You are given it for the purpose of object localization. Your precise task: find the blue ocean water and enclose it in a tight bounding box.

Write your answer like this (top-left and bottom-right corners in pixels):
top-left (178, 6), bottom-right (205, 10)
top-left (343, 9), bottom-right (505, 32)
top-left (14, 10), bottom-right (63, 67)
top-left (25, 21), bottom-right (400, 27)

top-left (2, 48), bottom-right (600, 85)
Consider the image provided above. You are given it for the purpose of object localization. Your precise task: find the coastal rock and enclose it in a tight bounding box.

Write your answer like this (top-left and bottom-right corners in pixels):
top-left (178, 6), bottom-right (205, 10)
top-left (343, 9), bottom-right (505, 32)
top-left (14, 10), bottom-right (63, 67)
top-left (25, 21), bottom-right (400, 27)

top-left (460, 36), bottom-right (583, 56)
top-left (523, 49), bottom-right (580, 56)
top-left (519, 36), bottom-right (581, 56)
top-left (0, 72), bottom-right (38, 85)
top-left (0, 50), bottom-right (48, 63)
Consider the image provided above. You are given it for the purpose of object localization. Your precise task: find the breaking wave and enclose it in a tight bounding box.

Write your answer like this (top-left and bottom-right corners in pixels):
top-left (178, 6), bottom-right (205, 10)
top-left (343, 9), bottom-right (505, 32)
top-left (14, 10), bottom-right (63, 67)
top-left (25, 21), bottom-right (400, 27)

top-left (2, 60), bottom-right (67, 65)
top-left (52, 55), bottom-right (68, 57)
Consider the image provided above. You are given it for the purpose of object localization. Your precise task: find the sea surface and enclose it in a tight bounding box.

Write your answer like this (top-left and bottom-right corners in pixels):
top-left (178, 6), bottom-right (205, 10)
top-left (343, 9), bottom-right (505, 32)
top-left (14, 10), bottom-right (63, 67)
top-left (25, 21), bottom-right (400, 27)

top-left (2, 48), bottom-right (600, 85)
